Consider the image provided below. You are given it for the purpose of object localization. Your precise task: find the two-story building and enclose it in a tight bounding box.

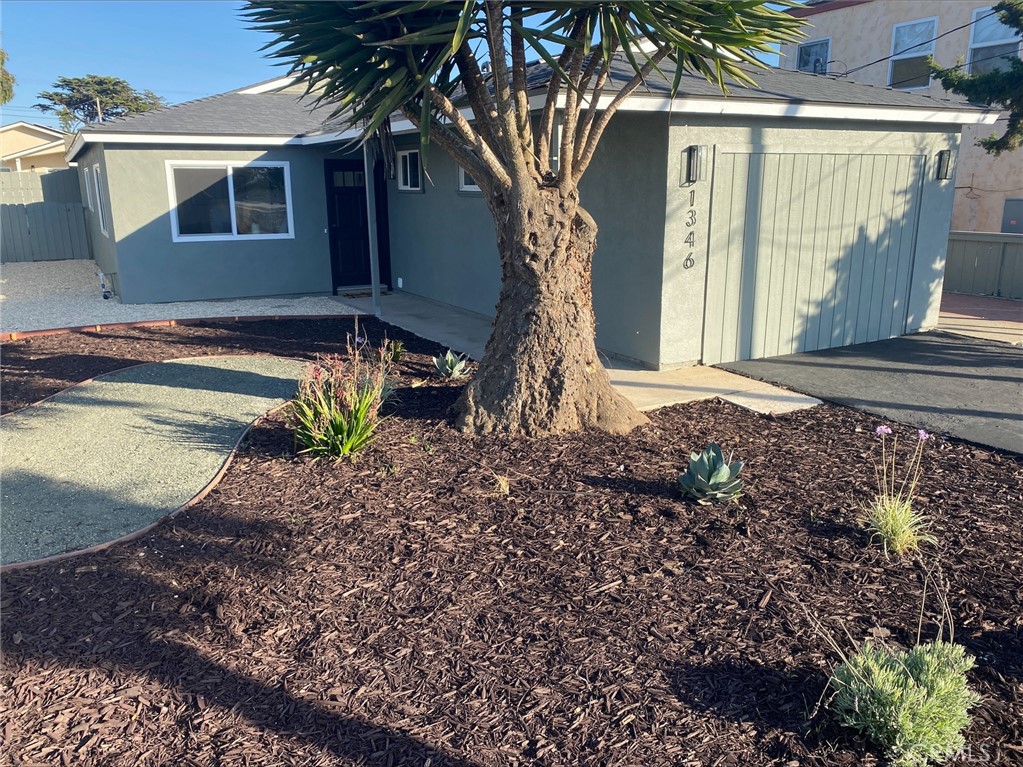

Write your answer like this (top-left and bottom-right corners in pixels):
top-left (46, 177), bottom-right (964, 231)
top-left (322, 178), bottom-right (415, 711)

top-left (780, 0), bottom-right (1022, 234)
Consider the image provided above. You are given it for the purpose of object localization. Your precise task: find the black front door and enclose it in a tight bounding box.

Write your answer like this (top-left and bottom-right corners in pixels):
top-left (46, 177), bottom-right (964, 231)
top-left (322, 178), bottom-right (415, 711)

top-left (325, 159), bottom-right (372, 288)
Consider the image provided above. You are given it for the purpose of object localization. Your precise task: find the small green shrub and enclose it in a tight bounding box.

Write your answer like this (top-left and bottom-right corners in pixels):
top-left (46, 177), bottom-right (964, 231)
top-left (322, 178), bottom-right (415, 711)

top-left (864, 425), bottom-right (934, 556)
top-left (433, 349), bottom-right (469, 379)
top-left (287, 344), bottom-right (391, 460)
top-left (678, 442), bottom-right (743, 504)
top-left (379, 338), bottom-right (406, 363)
top-left (830, 640), bottom-right (979, 767)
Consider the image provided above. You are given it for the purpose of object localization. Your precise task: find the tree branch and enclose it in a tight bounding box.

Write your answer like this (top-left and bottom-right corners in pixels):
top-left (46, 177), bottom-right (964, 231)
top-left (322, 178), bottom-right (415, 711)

top-left (557, 42), bottom-right (586, 188)
top-left (425, 86), bottom-right (512, 190)
top-left (483, 0), bottom-right (529, 183)
top-left (454, 43), bottom-right (504, 162)
top-left (535, 16), bottom-right (588, 174)
top-left (574, 49), bottom-right (669, 182)
top-left (574, 56), bottom-right (613, 164)
top-left (401, 105), bottom-right (508, 196)
top-left (510, 15), bottom-right (537, 178)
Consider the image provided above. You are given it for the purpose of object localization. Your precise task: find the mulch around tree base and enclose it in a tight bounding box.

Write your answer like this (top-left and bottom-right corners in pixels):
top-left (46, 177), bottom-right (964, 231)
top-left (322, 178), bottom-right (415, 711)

top-left (1, 319), bottom-right (1021, 766)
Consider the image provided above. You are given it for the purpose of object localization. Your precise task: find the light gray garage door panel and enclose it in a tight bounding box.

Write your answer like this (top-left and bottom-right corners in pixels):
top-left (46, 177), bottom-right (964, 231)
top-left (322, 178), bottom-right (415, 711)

top-left (703, 151), bottom-right (925, 365)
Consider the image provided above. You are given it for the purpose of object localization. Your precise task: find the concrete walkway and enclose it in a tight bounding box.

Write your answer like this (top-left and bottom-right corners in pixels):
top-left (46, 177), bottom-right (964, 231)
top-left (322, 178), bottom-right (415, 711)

top-left (343, 292), bottom-right (820, 415)
top-left (938, 292), bottom-right (1023, 345)
top-left (0, 356), bottom-right (307, 567)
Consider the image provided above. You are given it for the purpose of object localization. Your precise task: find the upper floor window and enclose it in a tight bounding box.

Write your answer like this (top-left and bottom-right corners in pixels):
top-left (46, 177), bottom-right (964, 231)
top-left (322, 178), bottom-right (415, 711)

top-left (969, 6), bottom-right (1021, 75)
top-left (397, 150), bottom-right (421, 191)
top-left (797, 39), bottom-right (830, 74)
top-left (889, 17), bottom-right (938, 89)
top-left (166, 161), bottom-right (293, 242)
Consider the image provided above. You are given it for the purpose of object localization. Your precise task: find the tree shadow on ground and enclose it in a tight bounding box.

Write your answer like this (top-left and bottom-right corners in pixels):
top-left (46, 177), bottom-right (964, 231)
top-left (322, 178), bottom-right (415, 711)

top-left (0, 497), bottom-right (480, 766)
top-left (667, 659), bottom-right (857, 763)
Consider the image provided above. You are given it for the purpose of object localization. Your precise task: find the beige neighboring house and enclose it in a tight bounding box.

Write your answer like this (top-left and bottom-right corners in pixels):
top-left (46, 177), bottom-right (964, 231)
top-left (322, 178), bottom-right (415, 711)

top-left (0, 122), bottom-right (72, 173)
top-left (780, 0), bottom-right (1023, 234)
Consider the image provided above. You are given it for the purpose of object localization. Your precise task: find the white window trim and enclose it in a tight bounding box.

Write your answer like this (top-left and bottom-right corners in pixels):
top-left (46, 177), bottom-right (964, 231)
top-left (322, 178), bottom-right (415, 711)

top-left (83, 166), bottom-right (94, 211)
top-left (93, 163), bottom-right (108, 237)
top-left (888, 16), bottom-right (939, 90)
top-left (165, 160), bottom-right (295, 243)
top-left (796, 38), bottom-right (831, 74)
top-left (396, 150), bottom-right (421, 192)
top-left (458, 165), bottom-right (481, 193)
top-left (968, 6), bottom-right (1021, 74)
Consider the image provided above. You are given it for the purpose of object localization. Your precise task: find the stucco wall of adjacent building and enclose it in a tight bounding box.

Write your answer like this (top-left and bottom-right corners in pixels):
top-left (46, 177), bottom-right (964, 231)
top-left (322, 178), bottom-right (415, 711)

top-left (660, 115), bottom-right (960, 367)
top-left (779, 0), bottom-right (1021, 233)
top-left (385, 112), bottom-right (669, 367)
top-left (98, 144), bottom-right (352, 304)
top-left (1, 125), bottom-right (70, 172)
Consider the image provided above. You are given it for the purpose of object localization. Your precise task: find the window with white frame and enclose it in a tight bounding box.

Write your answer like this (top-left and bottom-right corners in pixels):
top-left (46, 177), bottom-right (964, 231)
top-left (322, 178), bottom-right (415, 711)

top-left (93, 163), bottom-right (109, 236)
top-left (84, 166), bottom-right (94, 211)
top-left (796, 39), bottom-right (830, 74)
top-left (397, 150), bottom-right (421, 191)
top-left (166, 161), bottom-right (293, 242)
top-left (969, 6), bottom-right (1021, 75)
top-left (889, 17), bottom-right (938, 89)
top-left (458, 165), bottom-right (481, 193)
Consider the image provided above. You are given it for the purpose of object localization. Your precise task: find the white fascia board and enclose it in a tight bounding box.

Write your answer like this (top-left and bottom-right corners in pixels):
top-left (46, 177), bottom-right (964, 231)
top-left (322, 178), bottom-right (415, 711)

top-left (587, 93), bottom-right (998, 125)
top-left (67, 132), bottom-right (304, 161)
top-left (236, 77), bottom-right (297, 94)
top-left (0, 121), bottom-right (67, 138)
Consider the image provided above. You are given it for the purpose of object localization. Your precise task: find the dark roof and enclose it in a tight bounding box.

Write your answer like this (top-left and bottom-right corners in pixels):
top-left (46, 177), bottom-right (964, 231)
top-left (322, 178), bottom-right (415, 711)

top-left (81, 56), bottom-right (984, 140)
top-left (80, 88), bottom-right (328, 137)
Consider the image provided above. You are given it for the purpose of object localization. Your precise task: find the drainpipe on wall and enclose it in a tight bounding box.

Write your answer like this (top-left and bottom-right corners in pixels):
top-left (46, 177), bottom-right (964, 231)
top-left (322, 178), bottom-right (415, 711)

top-left (363, 142), bottom-right (382, 318)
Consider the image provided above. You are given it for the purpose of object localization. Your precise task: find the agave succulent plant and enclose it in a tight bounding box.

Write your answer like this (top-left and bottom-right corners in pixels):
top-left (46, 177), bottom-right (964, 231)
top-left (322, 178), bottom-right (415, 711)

top-left (433, 349), bottom-right (469, 379)
top-left (679, 443), bottom-right (744, 504)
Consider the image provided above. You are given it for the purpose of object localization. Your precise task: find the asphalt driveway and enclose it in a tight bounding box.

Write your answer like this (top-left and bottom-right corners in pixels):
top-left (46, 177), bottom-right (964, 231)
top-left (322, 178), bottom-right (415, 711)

top-left (721, 331), bottom-right (1023, 454)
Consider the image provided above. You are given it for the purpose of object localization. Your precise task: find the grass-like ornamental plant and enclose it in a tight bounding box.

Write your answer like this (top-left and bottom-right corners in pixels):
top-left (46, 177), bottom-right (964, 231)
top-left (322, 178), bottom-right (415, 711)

top-left (678, 443), bottom-right (743, 504)
top-left (830, 640), bottom-right (979, 767)
top-left (863, 425), bottom-right (936, 556)
top-left (287, 337), bottom-right (392, 460)
top-left (433, 349), bottom-right (469, 379)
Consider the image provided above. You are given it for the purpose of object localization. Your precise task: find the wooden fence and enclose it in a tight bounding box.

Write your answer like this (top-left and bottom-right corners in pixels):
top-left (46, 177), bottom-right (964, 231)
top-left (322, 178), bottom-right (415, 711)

top-left (944, 231), bottom-right (1023, 300)
top-left (0, 170), bottom-right (92, 263)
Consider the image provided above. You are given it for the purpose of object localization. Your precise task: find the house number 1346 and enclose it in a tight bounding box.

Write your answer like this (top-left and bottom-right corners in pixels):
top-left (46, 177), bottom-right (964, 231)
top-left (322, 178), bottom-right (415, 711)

top-left (683, 189), bottom-right (697, 269)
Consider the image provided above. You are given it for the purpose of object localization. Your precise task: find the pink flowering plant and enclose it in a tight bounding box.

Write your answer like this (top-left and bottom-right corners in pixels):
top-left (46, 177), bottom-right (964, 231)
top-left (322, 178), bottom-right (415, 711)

top-left (862, 425), bottom-right (936, 556)
top-left (287, 333), bottom-right (393, 460)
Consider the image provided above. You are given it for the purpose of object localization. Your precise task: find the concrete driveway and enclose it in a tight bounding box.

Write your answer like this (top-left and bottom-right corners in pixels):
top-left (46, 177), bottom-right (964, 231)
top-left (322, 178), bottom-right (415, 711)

top-left (721, 331), bottom-right (1023, 454)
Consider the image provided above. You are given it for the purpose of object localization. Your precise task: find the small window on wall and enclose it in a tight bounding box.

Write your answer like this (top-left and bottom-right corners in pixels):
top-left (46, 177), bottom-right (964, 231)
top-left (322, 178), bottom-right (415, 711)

top-left (84, 166), bottom-right (94, 211)
top-left (796, 39), bottom-right (830, 74)
top-left (458, 166), bottom-right (481, 193)
top-left (969, 7), bottom-right (1021, 75)
top-left (166, 161), bottom-right (293, 242)
top-left (93, 163), bottom-right (109, 236)
top-left (397, 150), bottom-right (421, 191)
top-left (889, 18), bottom-right (938, 89)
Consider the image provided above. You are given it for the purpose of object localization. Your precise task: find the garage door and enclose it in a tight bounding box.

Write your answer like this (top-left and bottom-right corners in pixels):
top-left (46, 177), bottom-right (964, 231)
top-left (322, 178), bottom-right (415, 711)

top-left (702, 151), bottom-right (926, 365)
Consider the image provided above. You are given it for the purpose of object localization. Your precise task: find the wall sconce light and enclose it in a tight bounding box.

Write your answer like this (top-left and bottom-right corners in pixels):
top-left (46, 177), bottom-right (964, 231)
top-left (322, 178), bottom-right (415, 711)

top-left (685, 145), bottom-right (707, 184)
top-left (936, 149), bottom-right (954, 180)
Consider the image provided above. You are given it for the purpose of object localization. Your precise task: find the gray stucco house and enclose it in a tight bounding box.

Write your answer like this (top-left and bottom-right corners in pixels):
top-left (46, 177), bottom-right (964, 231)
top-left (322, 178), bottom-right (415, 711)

top-left (66, 62), bottom-right (994, 368)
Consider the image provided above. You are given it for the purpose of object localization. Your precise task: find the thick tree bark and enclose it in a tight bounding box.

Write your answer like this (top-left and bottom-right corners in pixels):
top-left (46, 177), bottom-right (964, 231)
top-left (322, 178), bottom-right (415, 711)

top-left (456, 186), bottom-right (649, 437)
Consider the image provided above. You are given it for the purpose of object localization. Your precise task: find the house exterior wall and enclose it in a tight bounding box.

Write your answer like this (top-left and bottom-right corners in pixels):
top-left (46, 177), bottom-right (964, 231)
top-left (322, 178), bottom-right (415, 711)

top-left (75, 144), bottom-right (119, 285)
top-left (660, 115), bottom-right (960, 367)
top-left (384, 112), bottom-right (669, 366)
top-left (779, 0), bottom-right (1022, 233)
top-left (99, 144), bottom-right (355, 304)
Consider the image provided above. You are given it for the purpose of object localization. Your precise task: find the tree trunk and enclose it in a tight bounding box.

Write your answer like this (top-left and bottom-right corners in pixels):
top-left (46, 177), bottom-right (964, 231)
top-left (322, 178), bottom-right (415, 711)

top-left (456, 186), bottom-right (649, 437)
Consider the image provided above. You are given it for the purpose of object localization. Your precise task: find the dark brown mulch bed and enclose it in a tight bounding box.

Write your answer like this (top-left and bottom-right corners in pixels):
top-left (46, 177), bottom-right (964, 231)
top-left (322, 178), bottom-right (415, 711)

top-left (1, 320), bottom-right (1021, 766)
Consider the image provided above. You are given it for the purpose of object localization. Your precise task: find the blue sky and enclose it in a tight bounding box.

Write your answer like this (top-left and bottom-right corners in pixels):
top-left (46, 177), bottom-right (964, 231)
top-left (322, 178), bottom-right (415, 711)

top-left (1, 1), bottom-right (283, 130)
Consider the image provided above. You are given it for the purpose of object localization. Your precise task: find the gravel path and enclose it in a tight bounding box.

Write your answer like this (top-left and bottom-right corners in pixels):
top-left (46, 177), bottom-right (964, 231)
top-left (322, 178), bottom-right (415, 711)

top-left (0, 260), bottom-right (357, 333)
top-left (0, 355), bottom-right (307, 566)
